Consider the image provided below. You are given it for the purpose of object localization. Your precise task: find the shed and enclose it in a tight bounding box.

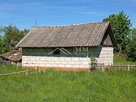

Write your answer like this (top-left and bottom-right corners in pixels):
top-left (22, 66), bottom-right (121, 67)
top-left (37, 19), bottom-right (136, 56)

top-left (0, 56), bottom-right (5, 65)
top-left (0, 50), bottom-right (22, 65)
top-left (16, 22), bottom-right (116, 71)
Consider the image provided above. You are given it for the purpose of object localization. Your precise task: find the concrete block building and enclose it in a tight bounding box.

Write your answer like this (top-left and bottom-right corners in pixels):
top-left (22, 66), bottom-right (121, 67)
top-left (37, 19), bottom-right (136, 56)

top-left (16, 22), bottom-right (116, 71)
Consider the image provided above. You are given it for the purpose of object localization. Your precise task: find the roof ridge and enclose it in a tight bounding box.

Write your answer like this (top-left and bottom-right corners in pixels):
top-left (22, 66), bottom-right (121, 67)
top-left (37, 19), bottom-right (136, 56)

top-left (34, 21), bottom-right (109, 28)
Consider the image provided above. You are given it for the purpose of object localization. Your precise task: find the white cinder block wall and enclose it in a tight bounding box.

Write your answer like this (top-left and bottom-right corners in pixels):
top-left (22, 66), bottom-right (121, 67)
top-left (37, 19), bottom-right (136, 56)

top-left (97, 47), bottom-right (113, 65)
top-left (22, 46), bottom-right (113, 68)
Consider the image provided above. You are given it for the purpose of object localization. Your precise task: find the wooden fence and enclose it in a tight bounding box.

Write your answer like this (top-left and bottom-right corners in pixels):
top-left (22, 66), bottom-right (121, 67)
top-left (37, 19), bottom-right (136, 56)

top-left (96, 64), bottom-right (136, 71)
top-left (112, 65), bottom-right (136, 71)
top-left (0, 70), bottom-right (28, 76)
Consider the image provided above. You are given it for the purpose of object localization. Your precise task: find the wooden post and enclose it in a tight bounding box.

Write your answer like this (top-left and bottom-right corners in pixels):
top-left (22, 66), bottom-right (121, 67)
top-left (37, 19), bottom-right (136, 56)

top-left (25, 70), bottom-right (28, 76)
top-left (101, 64), bottom-right (104, 72)
top-left (127, 64), bottom-right (130, 71)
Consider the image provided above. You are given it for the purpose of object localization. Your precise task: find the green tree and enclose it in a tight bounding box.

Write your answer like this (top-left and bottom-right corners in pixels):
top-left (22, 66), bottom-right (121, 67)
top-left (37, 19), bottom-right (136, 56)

top-left (0, 25), bottom-right (29, 54)
top-left (103, 11), bottom-right (132, 54)
top-left (131, 28), bottom-right (136, 36)
top-left (126, 28), bottom-right (136, 61)
top-left (1, 25), bottom-right (29, 50)
top-left (0, 36), bottom-right (9, 54)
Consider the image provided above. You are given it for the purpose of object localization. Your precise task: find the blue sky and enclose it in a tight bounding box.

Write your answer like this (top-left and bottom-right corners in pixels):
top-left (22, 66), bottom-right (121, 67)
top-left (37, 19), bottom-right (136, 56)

top-left (0, 0), bottom-right (135, 29)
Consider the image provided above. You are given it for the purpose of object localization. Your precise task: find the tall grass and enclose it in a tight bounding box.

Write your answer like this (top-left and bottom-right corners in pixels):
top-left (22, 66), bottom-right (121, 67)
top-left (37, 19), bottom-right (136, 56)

top-left (0, 65), bottom-right (24, 74)
top-left (0, 66), bottom-right (136, 102)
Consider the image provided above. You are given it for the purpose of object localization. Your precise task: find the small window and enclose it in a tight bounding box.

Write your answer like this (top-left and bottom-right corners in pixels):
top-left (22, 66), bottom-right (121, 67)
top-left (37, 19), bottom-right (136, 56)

top-left (53, 49), bottom-right (60, 55)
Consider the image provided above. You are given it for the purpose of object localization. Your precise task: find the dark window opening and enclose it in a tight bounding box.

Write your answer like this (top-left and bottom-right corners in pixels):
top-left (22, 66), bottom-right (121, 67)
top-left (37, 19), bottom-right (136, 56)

top-left (53, 49), bottom-right (60, 55)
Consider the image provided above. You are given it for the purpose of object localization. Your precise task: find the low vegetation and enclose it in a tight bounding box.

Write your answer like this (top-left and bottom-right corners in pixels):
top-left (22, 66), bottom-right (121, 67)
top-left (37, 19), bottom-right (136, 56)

top-left (114, 54), bottom-right (136, 64)
top-left (0, 65), bottom-right (24, 74)
top-left (0, 65), bottom-right (136, 102)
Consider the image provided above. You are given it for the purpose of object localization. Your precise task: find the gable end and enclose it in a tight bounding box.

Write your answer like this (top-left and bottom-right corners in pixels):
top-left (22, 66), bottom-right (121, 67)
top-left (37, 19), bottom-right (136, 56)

top-left (101, 24), bottom-right (117, 47)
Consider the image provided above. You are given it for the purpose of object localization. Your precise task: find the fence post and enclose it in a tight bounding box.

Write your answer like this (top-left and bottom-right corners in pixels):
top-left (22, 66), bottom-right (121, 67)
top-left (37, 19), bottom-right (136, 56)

top-left (127, 64), bottom-right (130, 71)
top-left (101, 64), bottom-right (104, 72)
top-left (25, 70), bottom-right (28, 76)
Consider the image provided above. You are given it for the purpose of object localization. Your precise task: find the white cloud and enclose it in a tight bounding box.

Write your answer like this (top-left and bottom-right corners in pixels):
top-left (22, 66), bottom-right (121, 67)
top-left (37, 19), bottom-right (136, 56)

top-left (0, 1), bottom-right (88, 12)
top-left (78, 11), bottom-right (109, 16)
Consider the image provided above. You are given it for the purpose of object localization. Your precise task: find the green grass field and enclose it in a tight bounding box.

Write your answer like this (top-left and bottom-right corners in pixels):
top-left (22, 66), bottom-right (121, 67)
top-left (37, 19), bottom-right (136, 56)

top-left (0, 65), bottom-right (136, 102)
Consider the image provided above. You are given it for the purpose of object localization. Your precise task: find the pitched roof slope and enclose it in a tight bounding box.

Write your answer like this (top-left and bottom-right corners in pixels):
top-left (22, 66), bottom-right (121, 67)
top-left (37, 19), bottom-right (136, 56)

top-left (16, 22), bottom-right (113, 47)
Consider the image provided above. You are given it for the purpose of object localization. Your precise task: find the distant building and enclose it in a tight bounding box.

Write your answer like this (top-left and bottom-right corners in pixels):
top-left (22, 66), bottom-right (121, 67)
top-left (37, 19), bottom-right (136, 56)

top-left (0, 49), bottom-right (22, 65)
top-left (16, 22), bottom-right (116, 71)
top-left (0, 56), bottom-right (5, 65)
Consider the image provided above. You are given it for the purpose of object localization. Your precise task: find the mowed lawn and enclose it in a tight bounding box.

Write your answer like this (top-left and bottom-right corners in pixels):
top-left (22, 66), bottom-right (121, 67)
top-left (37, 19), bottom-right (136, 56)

top-left (0, 65), bottom-right (136, 102)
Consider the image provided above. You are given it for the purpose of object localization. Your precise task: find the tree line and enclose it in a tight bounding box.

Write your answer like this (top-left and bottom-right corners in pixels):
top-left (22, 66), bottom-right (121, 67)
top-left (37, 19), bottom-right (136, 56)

top-left (0, 11), bottom-right (136, 61)
top-left (0, 25), bottom-right (29, 54)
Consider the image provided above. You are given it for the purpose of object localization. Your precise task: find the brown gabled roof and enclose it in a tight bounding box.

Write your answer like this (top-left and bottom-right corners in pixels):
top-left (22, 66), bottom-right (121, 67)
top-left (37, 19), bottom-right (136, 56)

top-left (16, 22), bottom-right (116, 47)
top-left (0, 50), bottom-right (22, 62)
